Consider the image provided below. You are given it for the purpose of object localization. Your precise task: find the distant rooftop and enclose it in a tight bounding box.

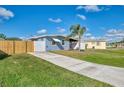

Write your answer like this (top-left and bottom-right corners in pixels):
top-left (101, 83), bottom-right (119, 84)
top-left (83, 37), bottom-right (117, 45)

top-left (84, 39), bottom-right (106, 42)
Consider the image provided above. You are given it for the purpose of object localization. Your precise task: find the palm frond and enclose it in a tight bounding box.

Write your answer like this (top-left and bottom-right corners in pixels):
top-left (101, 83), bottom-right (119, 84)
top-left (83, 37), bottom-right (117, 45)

top-left (69, 24), bottom-right (86, 38)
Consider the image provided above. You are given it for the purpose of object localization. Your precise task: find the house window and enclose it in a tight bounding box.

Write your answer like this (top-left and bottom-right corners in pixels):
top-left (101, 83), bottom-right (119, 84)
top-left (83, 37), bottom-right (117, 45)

top-left (97, 42), bottom-right (100, 46)
top-left (52, 41), bottom-right (56, 45)
top-left (62, 40), bottom-right (64, 45)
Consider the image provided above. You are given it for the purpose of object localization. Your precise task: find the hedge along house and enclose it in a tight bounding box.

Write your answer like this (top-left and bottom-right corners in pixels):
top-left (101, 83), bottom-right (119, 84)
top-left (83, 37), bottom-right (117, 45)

top-left (29, 35), bottom-right (78, 52)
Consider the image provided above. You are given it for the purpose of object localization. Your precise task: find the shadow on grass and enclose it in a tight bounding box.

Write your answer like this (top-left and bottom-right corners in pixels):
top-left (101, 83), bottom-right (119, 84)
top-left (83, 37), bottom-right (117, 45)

top-left (0, 50), bottom-right (11, 60)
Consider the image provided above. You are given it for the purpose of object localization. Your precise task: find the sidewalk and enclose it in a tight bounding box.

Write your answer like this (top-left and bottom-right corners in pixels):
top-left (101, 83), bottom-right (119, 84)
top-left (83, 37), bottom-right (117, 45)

top-left (29, 52), bottom-right (124, 87)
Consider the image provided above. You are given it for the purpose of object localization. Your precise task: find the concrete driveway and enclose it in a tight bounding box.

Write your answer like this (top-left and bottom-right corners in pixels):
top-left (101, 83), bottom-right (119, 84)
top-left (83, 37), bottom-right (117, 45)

top-left (29, 52), bottom-right (124, 87)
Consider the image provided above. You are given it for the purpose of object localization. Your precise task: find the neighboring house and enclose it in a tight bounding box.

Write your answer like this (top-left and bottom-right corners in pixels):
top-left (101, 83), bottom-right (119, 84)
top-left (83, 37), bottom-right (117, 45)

top-left (84, 39), bottom-right (106, 49)
top-left (106, 42), bottom-right (116, 48)
top-left (29, 35), bottom-right (77, 52)
top-left (107, 40), bottom-right (124, 48)
top-left (116, 39), bottom-right (124, 48)
top-left (116, 42), bottom-right (124, 48)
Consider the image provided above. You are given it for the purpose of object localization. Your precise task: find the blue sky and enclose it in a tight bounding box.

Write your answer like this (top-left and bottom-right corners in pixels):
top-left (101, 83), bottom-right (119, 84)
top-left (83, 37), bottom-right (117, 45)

top-left (0, 5), bottom-right (124, 41)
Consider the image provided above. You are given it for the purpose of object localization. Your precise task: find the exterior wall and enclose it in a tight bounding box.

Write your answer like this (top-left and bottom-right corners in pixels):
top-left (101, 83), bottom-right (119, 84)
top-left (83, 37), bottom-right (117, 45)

top-left (45, 38), bottom-right (69, 51)
top-left (74, 42), bottom-right (85, 50)
top-left (117, 43), bottom-right (124, 48)
top-left (34, 39), bottom-right (46, 52)
top-left (85, 41), bottom-right (106, 49)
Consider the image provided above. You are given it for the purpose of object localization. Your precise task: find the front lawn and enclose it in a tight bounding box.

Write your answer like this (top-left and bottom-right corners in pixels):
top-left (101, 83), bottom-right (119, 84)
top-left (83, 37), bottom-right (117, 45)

top-left (51, 49), bottom-right (124, 68)
top-left (0, 53), bottom-right (111, 87)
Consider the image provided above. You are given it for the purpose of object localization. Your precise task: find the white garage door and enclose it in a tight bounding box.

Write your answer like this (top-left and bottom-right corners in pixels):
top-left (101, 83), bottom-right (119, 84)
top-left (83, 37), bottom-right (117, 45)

top-left (34, 41), bottom-right (46, 52)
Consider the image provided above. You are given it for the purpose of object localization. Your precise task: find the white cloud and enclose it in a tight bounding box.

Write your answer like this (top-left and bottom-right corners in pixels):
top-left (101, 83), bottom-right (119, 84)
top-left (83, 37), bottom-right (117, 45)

top-left (56, 27), bottom-right (66, 33)
top-left (84, 32), bottom-right (105, 40)
top-left (48, 18), bottom-right (62, 23)
top-left (121, 23), bottom-right (124, 26)
top-left (86, 27), bottom-right (89, 31)
top-left (76, 5), bottom-right (102, 12)
top-left (107, 29), bottom-right (117, 34)
top-left (90, 36), bottom-right (96, 39)
top-left (76, 14), bottom-right (86, 20)
top-left (106, 29), bottom-right (124, 37)
top-left (76, 6), bottom-right (84, 10)
top-left (84, 29), bottom-right (124, 42)
top-left (105, 29), bottom-right (124, 42)
top-left (37, 29), bottom-right (47, 34)
top-left (19, 37), bottom-right (25, 40)
top-left (0, 7), bottom-right (14, 20)
top-left (84, 33), bottom-right (92, 37)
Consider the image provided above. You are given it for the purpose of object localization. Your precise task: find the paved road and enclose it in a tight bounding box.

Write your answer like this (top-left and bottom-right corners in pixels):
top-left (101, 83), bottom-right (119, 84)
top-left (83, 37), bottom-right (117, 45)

top-left (29, 52), bottom-right (124, 87)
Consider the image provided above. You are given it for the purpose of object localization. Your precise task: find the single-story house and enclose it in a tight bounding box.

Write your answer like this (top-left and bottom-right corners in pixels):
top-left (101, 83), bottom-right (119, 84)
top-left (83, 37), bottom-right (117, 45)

top-left (29, 35), bottom-right (106, 52)
top-left (84, 39), bottom-right (106, 49)
top-left (116, 42), bottom-right (124, 48)
top-left (107, 41), bottom-right (124, 48)
top-left (29, 35), bottom-right (79, 52)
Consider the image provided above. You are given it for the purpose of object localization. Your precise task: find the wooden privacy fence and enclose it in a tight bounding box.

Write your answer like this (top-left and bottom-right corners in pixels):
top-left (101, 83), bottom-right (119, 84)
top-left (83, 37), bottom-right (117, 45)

top-left (0, 41), bottom-right (34, 54)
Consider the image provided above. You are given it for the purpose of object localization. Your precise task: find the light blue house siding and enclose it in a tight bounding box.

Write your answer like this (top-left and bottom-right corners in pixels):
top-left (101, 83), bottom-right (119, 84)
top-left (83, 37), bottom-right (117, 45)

top-left (45, 38), bottom-right (69, 51)
top-left (33, 36), bottom-right (70, 52)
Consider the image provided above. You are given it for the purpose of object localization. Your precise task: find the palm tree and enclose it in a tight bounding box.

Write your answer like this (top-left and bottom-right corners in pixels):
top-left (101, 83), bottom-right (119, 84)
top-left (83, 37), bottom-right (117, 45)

top-left (0, 33), bottom-right (6, 39)
top-left (69, 24), bottom-right (86, 51)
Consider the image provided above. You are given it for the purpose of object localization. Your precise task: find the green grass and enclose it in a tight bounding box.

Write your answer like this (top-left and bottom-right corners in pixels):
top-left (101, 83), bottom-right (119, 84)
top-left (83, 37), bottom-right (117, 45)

top-left (0, 53), bottom-right (111, 87)
top-left (50, 49), bottom-right (124, 68)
